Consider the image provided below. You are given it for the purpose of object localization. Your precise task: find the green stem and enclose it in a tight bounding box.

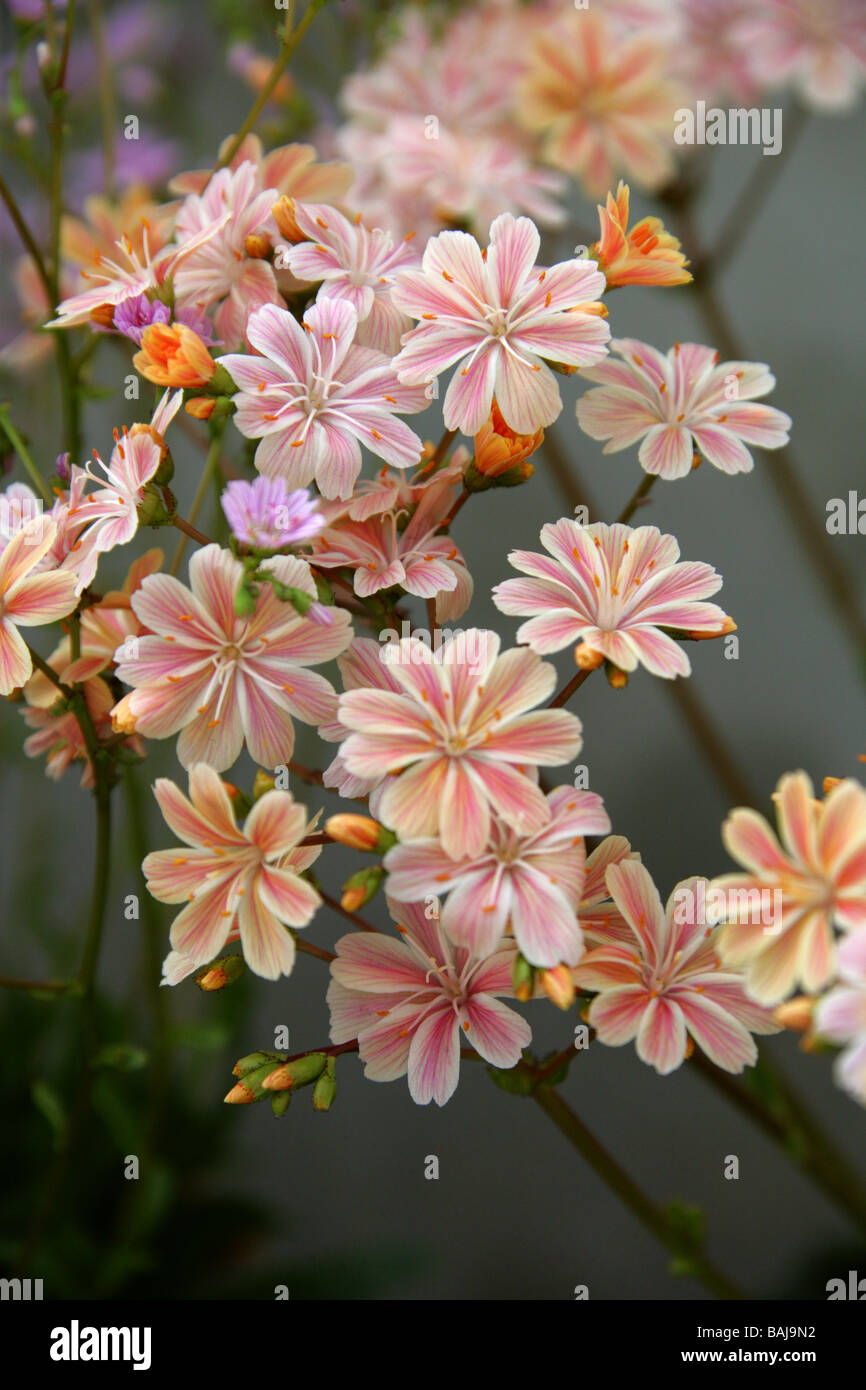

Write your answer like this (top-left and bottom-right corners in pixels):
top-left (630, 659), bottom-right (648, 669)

top-left (124, 767), bottom-right (170, 1150)
top-left (531, 1082), bottom-right (745, 1299)
top-left (0, 408), bottom-right (53, 503)
top-left (216, 0), bottom-right (324, 171)
top-left (86, 0), bottom-right (117, 199)
top-left (45, 0), bottom-right (82, 460)
top-left (170, 421), bottom-right (225, 575)
top-left (617, 471), bottom-right (657, 525)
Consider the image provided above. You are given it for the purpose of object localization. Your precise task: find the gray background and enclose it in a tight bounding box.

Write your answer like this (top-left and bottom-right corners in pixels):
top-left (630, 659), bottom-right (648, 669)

top-left (2, 1), bottom-right (864, 1299)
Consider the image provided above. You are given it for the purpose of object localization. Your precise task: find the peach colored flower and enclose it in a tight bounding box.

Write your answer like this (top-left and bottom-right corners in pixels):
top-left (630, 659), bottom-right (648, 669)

top-left (518, 11), bottom-right (681, 196)
top-left (144, 763), bottom-right (322, 980)
top-left (338, 630), bottom-right (584, 860)
top-left (573, 862), bottom-right (780, 1074)
top-left (0, 518), bottom-right (78, 695)
top-left (714, 773), bottom-right (866, 1005)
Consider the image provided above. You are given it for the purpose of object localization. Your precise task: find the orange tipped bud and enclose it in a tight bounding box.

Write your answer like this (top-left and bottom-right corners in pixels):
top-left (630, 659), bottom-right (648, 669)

top-left (773, 995), bottom-right (815, 1032)
top-left (134, 323), bottom-right (215, 389)
top-left (823, 776), bottom-right (843, 794)
top-left (341, 865), bottom-right (385, 911)
top-left (196, 954), bottom-right (245, 992)
top-left (325, 813), bottom-right (396, 852)
top-left (685, 616), bottom-right (737, 641)
top-left (606, 664), bottom-right (628, 689)
top-left (185, 395), bottom-right (217, 420)
top-left (540, 964), bottom-right (576, 1010)
top-left (575, 643), bottom-right (604, 671)
top-left (110, 692), bottom-right (137, 735)
top-left (473, 399), bottom-right (543, 479)
top-left (244, 233), bottom-right (271, 259)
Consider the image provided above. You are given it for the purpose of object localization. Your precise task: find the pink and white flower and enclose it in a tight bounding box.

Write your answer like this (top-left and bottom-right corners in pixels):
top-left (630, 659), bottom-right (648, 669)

top-left (385, 787), bottom-right (611, 967)
top-left (48, 215), bottom-right (229, 330)
top-left (577, 338), bottom-right (791, 478)
top-left (68, 429), bottom-right (164, 593)
top-left (143, 763), bottom-right (322, 981)
top-left (0, 518), bottom-right (78, 695)
top-left (391, 213), bottom-right (610, 436)
top-left (578, 835), bottom-right (641, 947)
top-left (493, 518), bottom-right (731, 679)
top-left (573, 861), bottom-right (780, 1074)
top-left (733, 0), bottom-right (866, 113)
top-left (172, 161), bottom-right (282, 346)
top-left (319, 637), bottom-right (404, 806)
top-left (337, 630), bottom-right (584, 860)
top-left (310, 471), bottom-right (472, 617)
top-left (113, 545), bottom-right (352, 770)
top-left (283, 202), bottom-right (420, 355)
top-left (814, 929), bottom-right (866, 1105)
top-left (713, 773), bottom-right (866, 1005)
top-left (327, 897), bottom-right (531, 1106)
top-left (220, 299), bottom-right (427, 500)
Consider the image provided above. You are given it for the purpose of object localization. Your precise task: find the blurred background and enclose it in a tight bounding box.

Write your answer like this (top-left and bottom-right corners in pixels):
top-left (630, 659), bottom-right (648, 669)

top-left (0, 0), bottom-right (864, 1299)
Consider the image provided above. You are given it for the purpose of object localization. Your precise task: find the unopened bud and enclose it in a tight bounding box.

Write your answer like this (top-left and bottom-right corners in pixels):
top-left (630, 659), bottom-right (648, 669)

top-left (253, 768), bottom-right (276, 800)
top-left (185, 396), bottom-right (216, 420)
top-left (822, 776), bottom-right (843, 794)
top-left (111, 692), bottom-right (137, 735)
top-left (271, 1090), bottom-right (292, 1117)
top-left (262, 1051), bottom-right (328, 1092)
top-left (575, 643), bottom-right (604, 671)
top-left (244, 233), bottom-right (272, 259)
top-left (55, 452), bottom-right (71, 482)
top-left (313, 1056), bottom-right (337, 1111)
top-left (773, 995), bottom-right (815, 1032)
top-left (512, 952), bottom-right (536, 1003)
top-left (135, 482), bottom-right (171, 527)
top-left (196, 954), bottom-right (245, 991)
top-left (605, 662), bottom-right (628, 689)
top-left (341, 865), bottom-right (385, 911)
top-left (325, 814), bottom-right (397, 853)
top-left (225, 1060), bottom-right (280, 1103)
top-left (233, 1050), bottom-right (282, 1079)
top-left (540, 964), bottom-right (576, 1010)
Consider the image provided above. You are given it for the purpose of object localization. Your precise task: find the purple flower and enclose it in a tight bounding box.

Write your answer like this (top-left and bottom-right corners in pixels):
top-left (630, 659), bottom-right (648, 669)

top-left (113, 292), bottom-right (170, 345)
top-left (221, 477), bottom-right (324, 550)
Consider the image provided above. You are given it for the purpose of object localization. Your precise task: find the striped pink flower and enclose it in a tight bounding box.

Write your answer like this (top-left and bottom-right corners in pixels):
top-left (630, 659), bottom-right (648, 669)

top-left (319, 636), bottom-right (403, 806)
top-left (337, 630), bottom-right (584, 860)
top-left (577, 338), bottom-right (791, 478)
top-left (713, 773), bottom-right (866, 1005)
top-left (284, 201), bottom-right (420, 355)
top-left (573, 861), bottom-right (779, 1074)
top-left (391, 212), bottom-right (609, 436)
top-left (493, 518), bottom-right (731, 679)
top-left (385, 787), bottom-right (611, 967)
top-left (310, 470), bottom-right (472, 616)
top-left (0, 518), bottom-right (78, 695)
top-left (113, 544), bottom-right (352, 770)
top-left (220, 298), bottom-right (427, 500)
top-left (327, 897), bottom-right (531, 1106)
top-left (143, 764), bottom-right (321, 981)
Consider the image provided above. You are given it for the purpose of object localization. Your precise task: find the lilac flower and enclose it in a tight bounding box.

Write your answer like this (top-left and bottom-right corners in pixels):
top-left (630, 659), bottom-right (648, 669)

top-left (113, 292), bottom-right (171, 346)
top-left (221, 477), bottom-right (324, 550)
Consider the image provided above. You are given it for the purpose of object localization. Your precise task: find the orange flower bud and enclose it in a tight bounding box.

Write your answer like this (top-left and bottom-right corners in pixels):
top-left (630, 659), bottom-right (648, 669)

top-left (473, 400), bottom-right (544, 478)
top-left (244, 233), bottom-right (271, 260)
top-left (185, 396), bottom-right (217, 420)
top-left (575, 644), bottom-right (605, 671)
top-left (325, 813), bottom-right (396, 852)
top-left (540, 964), bottom-right (576, 1010)
top-left (134, 323), bottom-right (215, 388)
top-left (110, 692), bottom-right (137, 735)
top-left (773, 996), bottom-right (815, 1032)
